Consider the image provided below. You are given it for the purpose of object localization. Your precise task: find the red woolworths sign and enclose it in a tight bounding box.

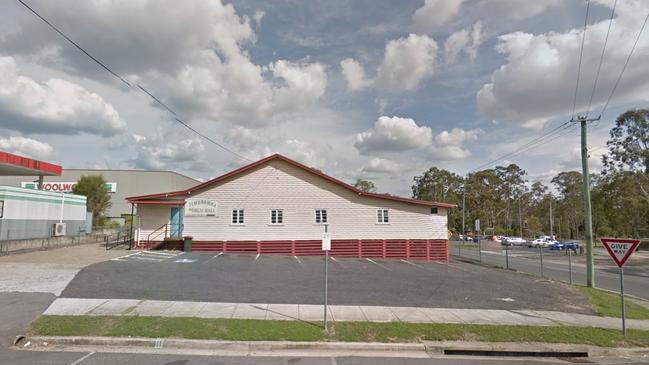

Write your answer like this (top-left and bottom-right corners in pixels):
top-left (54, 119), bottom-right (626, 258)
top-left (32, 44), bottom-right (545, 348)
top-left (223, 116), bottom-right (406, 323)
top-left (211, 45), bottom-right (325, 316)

top-left (600, 238), bottom-right (640, 268)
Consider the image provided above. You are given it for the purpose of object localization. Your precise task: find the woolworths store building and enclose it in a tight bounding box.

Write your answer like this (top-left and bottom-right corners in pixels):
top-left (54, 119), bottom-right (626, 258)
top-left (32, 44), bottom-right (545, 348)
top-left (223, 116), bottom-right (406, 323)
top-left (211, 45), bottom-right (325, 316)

top-left (0, 169), bottom-right (198, 220)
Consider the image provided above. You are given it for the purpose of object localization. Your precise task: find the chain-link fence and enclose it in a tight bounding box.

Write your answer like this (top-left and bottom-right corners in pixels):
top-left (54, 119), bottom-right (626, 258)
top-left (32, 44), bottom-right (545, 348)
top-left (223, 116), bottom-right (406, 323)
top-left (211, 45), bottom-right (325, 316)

top-left (450, 240), bottom-right (585, 286)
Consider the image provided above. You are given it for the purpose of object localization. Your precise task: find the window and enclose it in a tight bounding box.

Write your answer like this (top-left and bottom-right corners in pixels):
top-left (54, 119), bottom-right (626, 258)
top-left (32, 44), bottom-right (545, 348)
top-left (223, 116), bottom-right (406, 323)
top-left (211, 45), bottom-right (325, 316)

top-left (0, 200), bottom-right (3, 218)
top-left (377, 209), bottom-right (389, 223)
top-left (270, 209), bottom-right (283, 224)
top-left (231, 209), bottom-right (244, 224)
top-left (430, 207), bottom-right (438, 214)
top-left (315, 209), bottom-right (327, 224)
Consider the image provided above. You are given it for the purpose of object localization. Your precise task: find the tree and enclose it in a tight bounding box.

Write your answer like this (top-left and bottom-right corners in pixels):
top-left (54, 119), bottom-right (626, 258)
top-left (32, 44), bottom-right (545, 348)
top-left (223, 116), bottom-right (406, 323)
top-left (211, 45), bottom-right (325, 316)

top-left (412, 167), bottom-right (464, 231)
top-left (602, 109), bottom-right (649, 204)
top-left (73, 175), bottom-right (112, 226)
top-left (353, 179), bottom-right (376, 193)
top-left (551, 171), bottom-right (583, 239)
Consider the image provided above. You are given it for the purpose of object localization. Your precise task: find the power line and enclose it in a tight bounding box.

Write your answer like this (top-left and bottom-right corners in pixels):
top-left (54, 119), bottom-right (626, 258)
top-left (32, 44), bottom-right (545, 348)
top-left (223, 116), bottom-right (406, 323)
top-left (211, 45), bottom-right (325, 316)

top-left (586, 0), bottom-right (617, 118)
top-left (599, 10), bottom-right (649, 117)
top-left (571, 0), bottom-right (591, 121)
top-left (470, 121), bottom-right (573, 172)
top-left (16, 0), bottom-right (252, 163)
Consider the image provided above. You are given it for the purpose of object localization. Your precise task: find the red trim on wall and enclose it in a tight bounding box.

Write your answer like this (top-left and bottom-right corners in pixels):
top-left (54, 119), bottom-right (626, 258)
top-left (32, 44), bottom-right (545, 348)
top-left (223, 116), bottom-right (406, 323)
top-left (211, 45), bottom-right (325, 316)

top-left (127, 154), bottom-right (455, 208)
top-left (139, 238), bottom-right (449, 262)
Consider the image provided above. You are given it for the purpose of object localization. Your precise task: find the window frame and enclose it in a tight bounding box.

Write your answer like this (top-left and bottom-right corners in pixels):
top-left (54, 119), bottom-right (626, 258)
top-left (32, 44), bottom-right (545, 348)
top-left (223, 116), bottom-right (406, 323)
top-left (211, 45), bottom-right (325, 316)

top-left (315, 209), bottom-right (328, 224)
top-left (231, 209), bottom-right (244, 225)
top-left (376, 208), bottom-right (389, 224)
top-left (430, 207), bottom-right (438, 215)
top-left (0, 200), bottom-right (4, 219)
top-left (270, 209), bottom-right (284, 225)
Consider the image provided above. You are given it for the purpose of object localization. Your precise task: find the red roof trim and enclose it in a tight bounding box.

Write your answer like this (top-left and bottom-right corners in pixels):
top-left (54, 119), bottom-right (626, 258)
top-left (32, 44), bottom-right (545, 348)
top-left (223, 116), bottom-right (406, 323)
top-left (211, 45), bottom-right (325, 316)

top-left (0, 151), bottom-right (62, 176)
top-left (130, 199), bottom-right (186, 205)
top-left (127, 154), bottom-right (456, 208)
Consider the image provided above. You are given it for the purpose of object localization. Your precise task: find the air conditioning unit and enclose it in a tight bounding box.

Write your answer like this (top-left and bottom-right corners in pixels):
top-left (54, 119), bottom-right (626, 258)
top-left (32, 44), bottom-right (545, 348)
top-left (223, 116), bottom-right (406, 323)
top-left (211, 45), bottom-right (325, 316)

top-left (53, 222), bottom-right (66, 237)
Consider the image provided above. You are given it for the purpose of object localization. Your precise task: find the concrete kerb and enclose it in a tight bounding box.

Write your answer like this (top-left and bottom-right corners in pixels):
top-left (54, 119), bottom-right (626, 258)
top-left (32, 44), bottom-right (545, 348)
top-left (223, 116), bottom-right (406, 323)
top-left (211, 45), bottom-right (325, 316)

top-left (18, 336), bottom-right (649, 359)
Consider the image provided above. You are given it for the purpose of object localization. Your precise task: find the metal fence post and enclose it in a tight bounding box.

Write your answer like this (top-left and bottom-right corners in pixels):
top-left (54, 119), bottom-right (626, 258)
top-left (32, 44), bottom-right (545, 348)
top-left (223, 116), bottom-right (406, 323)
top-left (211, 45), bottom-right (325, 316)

top-left (505, 244), bottom-right (509, 270)
top-left (478, 239), bottom-right (482, 262)
top-left (568, 247), bottom-right (573, 285)
top-left (539, 244), bottom-right (544, 278)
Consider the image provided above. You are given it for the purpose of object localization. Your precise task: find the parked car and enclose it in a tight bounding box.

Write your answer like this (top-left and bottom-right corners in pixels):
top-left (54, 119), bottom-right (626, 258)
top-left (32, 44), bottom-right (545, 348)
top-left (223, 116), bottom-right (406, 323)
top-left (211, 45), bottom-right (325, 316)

top-left (530, 238), bottom-right (551, 248)
top-left (504, 237), bottom-right (526, 246)
top-left (550, 241), bottom-right (579, 251)
top-left (550, 241), bottom-right (564, 250)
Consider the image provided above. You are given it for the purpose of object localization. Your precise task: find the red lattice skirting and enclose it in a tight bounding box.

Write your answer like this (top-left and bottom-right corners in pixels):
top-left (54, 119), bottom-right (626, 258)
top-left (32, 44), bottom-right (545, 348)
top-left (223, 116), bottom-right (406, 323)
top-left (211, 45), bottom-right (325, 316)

top-left (139, 239), bottom-right (448, 262)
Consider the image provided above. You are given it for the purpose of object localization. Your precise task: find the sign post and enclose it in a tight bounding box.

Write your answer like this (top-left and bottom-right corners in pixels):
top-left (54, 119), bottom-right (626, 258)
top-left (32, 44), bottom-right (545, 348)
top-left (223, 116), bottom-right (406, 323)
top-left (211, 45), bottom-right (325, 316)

top-left (322, 224), bottom-right (331, 332)
top-left (600, 238), bottom-right (641, 336)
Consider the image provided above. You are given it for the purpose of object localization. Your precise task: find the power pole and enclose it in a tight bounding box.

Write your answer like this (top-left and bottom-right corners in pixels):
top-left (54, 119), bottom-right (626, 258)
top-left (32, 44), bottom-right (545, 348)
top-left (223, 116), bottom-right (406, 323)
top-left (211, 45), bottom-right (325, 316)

top-left (572, 115), bottom-right (599, 288)
top-left (549, 198), bottom-right (554, 238)
top-left (518, 199), bottom-right (523, 238)
top-left (462, 176), bottom-right (466, 237)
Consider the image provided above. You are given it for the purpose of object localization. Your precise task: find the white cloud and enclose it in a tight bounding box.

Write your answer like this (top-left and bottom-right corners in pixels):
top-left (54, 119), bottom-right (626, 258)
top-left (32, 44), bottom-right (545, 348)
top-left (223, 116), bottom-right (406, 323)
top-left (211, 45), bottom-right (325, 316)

top-left (268, 60), bottom-right (328, 114)
top-left (284, 139), bottom-right (325, 168)
top-left (341, 34), bottom-right (438, 92)
top-left (445, 22), bottom-right (483, 63)
top-left (4, 1), bottom-right (327, 130)
top-left (413, 0), bottom-right (464, 31)
top-left (0, 136), bottom-right (53, 159)
top-left (430, 128), bottom-right (482, 160)
top-left (477, 0), bottom-right (649, 128)
top-left (129, 133), bottom-right (210, 172)
top-left (360, 157), bottom-right (409, 175)
top-left (355, 116), bottom-right (433, 155)
top-left (340, 58), bottom-right (371, 91)
top-left (0, 56), bottom-right (126, 136)
top-left (377, 34), bottom-right (439, 92)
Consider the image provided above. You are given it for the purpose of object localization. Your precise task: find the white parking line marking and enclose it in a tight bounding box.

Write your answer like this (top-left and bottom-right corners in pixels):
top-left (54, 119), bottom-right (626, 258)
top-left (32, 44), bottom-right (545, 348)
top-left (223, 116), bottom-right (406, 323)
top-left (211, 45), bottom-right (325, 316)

top-left (142, 251), bottom-right (182, 256)
top-left (70, 351), bottom-right (95, 365)
top-left (110, 252), bottom-right (140, 261)
top-left (202, 252), bottom-right (223, 264)
top-left (255, 253), bottom-right (260, 261)
top-left (330, 257), bottom-right (338, 262)
top-left (293, 255), bottom-right (303, 266)
top-left (400, 259), bottom-right (427, 269)
top-left (366, 258), bottom-right (393, 271)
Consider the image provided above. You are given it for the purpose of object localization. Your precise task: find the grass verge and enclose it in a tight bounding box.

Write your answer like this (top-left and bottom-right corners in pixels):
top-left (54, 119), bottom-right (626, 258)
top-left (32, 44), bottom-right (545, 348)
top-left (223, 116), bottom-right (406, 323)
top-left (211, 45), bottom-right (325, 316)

top-left (29, 315), bottom-right (649, 348)
top-left (576, 286), bottom-right (649, 320)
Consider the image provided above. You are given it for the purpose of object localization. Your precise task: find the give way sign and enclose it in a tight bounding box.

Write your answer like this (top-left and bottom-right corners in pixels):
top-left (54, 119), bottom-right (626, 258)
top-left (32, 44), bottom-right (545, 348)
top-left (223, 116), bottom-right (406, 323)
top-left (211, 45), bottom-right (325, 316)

top-left (600, 238), bottom-right (641, 268)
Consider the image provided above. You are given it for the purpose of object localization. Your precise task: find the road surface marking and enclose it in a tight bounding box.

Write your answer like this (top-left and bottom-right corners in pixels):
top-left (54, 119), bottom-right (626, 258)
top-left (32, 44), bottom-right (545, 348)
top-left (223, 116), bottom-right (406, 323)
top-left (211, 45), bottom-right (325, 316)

top-left (366, 258), bottom-right (392, 271)
top-left (293, 255), bottom-right (303, 266)
top-left (202, 252), bottom-right (223, 264)
top-left (70, 351), bottom-right (95, 365)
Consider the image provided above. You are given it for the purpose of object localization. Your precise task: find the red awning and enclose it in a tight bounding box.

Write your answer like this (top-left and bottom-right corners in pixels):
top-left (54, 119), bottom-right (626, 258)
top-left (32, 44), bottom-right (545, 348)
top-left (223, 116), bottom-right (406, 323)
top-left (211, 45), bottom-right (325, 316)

top-left (0, 151), bottom-right (62, 176)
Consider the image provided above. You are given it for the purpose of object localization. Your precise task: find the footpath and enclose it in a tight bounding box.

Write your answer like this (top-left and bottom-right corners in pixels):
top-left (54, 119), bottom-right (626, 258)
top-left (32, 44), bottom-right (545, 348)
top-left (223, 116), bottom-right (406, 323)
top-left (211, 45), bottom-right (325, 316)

top-left (44, 297), bottom-right (649, 331)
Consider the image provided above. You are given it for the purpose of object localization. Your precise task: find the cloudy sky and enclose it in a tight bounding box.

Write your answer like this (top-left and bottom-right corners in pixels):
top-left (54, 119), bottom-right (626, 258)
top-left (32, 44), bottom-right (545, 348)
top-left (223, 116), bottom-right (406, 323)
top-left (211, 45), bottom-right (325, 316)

top-left (1, 0), bottom-right (648, 196)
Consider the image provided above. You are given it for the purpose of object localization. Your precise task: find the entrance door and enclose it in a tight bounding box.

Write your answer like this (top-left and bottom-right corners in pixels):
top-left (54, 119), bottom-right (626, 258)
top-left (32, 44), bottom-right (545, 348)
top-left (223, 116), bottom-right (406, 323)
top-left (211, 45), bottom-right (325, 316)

top-left (169, 207), bottom-right (184, 238)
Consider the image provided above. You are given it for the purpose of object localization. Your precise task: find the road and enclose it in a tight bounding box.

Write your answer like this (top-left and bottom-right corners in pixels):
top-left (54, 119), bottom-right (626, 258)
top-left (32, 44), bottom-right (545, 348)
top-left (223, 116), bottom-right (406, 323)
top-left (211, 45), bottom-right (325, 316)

top-left (450, 242), bottom-right (649, 299)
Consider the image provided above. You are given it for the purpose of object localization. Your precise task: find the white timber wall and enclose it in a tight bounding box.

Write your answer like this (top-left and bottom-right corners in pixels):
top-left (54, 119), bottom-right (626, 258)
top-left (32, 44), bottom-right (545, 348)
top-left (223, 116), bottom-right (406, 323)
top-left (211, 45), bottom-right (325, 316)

top-left (182, 159), bottom-right (448, 241)
top-left (137, 205), bottom-right (173, 241)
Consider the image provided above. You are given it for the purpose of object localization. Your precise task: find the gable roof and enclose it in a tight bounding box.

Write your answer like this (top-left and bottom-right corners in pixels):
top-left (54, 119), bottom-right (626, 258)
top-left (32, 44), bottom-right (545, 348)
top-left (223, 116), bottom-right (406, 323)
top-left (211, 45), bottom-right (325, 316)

top-left (126, 153), bottom-right (456, 208)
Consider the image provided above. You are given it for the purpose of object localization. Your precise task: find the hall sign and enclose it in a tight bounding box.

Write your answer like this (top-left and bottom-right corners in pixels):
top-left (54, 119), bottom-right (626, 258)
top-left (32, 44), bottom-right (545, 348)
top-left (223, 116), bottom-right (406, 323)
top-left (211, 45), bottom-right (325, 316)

top-left (21, 182), bottom-right (117, 193)
top-left (185, 199), bottom-right (218, 217)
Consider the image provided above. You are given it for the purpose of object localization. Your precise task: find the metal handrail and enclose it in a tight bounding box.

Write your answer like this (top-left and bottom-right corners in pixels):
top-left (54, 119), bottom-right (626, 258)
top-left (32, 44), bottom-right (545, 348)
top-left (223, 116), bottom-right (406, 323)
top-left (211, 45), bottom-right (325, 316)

top-left (147, 223), bottom-right (168, 244)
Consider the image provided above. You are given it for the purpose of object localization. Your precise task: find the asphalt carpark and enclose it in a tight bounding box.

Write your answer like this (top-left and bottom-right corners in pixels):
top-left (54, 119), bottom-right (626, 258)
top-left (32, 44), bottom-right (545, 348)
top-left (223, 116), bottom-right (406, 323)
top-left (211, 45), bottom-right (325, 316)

top-left (61, 251), bottom-right (595, 314)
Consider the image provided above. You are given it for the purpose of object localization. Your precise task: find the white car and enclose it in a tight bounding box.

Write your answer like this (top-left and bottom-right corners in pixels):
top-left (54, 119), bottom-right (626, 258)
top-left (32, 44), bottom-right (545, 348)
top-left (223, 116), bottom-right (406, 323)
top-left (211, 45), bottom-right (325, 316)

top-left (530, 238), bottom-right (551, 248)
top-left (505, 237), bottom-right (527, 246)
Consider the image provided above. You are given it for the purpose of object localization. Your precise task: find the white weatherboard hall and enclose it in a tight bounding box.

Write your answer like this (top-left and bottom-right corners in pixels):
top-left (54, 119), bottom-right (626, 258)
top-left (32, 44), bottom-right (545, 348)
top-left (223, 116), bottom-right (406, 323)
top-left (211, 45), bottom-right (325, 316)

top-left (128, 154), bottom-right (454, 261)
